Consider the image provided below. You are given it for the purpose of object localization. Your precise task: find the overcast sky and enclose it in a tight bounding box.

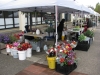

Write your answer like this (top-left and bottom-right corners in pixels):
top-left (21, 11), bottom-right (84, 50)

top-left (76, 0), bottom-right (100, 8)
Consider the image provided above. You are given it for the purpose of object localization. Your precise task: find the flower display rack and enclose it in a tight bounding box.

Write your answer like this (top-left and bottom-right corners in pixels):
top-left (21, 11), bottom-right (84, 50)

top-left (55, 62), bottom-right (77, 75)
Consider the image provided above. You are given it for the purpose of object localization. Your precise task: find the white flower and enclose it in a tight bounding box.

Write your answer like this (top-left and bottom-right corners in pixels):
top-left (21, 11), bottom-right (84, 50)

top-left (59, 49), bottom-right (63, 52)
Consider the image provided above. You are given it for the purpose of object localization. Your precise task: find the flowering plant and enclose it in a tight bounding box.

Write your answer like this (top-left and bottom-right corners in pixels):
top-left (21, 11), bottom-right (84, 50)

top-left (47, 46), bottom-right (56, 57)
top-left (56, 41), bottom-right (77, 66)
top-left (13, 42), bottom-right (20, 47)
top-left (18, 32), bottom-right (24, 36)
top-left (70, 41), bottom-right (77, 48)
top-left (9, 34), bottom-right (18, 43)
top-left (17, 43), bottom-right (28, 51)
top-left (0, 34), bottom-right (10, 44)
top-left (6, 44), bottom-right (13, 48)
top-left (27, 43), bottom-right (32, 48)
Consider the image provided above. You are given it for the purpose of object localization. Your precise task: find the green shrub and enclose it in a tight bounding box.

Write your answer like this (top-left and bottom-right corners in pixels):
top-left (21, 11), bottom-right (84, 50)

top-left (78, 34), bottom-right (86, 42)
top-left (84, 30), bottom-right (94, 38)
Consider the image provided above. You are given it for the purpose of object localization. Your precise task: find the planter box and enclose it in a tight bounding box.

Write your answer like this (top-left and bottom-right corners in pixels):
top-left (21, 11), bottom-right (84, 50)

top-left (55, 63), bottom-right (77, 75)
top-left (75, 41), bottom-right (90, 51)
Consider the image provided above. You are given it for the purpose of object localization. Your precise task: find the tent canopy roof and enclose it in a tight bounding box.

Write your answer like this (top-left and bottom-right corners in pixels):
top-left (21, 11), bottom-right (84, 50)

top-left (0, 0), bottom-right (83, 13)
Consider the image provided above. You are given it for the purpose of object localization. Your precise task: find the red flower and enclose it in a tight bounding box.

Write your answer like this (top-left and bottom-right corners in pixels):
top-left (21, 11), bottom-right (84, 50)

top-left (68, 47), bottom-right (72, 50)
top-left (60, 58), bottom-right (65, 63)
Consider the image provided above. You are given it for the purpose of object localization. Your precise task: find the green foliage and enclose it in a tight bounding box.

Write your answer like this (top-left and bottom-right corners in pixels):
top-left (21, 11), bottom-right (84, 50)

top-left (9, 35), bottom-right (17, 43)
top-left (45, 27), bottom-right (55, 33)
top-left (78, 34), bottom-right (86, 42)
top-left (33, 37), bottom-right (41, 42)
top-left (94, 2), bottom-right (100, 14)
top-left (84, 30), bottom-right (94, 38)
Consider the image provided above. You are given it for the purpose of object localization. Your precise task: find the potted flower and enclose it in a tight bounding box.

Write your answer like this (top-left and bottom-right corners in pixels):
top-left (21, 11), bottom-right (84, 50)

top-left (6, 43), bottom-right (12, 55)
top-left (45, 27), bottom-right (55, 38)
top-left (9, 34), bottom-right (18, 43)
top-left (26, 43), bottom-right (32, 57)
top-left (11, 42), bottom-right (20, 58)
top-left (75, 34), bottom-right (90, 51)
top-left (84, 30), bottom-right (94, 44)
top-left (78, 34), bottom-right (86, 42)
top-left (2, 34), bottom-right (11, 55)
top-left (17, 43), bottom-right (28, 60)
top-left (46, 46), bottom-right (56, 69)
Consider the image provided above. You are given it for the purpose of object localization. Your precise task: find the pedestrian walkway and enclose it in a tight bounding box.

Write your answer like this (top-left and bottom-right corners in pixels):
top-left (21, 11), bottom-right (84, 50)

top-left (16, 63), bottom-right (88, 75)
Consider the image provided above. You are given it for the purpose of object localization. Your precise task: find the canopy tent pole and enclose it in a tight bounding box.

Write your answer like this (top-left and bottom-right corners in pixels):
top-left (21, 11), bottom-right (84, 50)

top-left (41, 10), bottom-right (42, 24)
top-left (35, 7), bottom-right (37, 28)
top-left (30, 12), bottom-right (32, 31)
top-left (81, 6), bottom-right (83, 33)
top-left (55, 5), bottom-right (58, 57)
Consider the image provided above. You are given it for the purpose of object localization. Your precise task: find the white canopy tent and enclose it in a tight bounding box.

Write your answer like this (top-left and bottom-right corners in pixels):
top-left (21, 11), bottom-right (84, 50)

top-left (0, 0), bottom-right (83, 12)
top-left (0, 0), bottom-right (92, 56)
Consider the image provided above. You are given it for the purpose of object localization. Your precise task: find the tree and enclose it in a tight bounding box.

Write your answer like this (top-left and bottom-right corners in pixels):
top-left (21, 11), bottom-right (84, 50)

top-left (94, 2), bottom-right (100, 14)
top-left (88, 6), bottom-right (94, 10)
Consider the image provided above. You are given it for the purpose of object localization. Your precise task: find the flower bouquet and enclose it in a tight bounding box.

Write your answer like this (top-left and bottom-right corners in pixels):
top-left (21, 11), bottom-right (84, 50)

top-left (47, 46), bottom-right (56, 57)
top-left (70, 41), bottom-right (77, 50)
top-left (17, 43), bottom-right (28, 60)
top-left (11, 42), bottom-right (20, 58)
top-left (6, 44), bottom-right (12, 53)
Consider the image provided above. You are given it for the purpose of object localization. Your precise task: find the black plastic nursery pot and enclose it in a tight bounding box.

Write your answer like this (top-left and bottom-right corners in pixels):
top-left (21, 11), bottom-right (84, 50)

top-left (55, 63), bottom-right (77, 75)
top-left (75, 41), bottom-right (90, 51)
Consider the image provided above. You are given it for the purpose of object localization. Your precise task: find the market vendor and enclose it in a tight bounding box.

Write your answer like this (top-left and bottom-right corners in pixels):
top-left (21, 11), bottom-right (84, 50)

top-left (25, 25), bottom-right (30, 33)
top-left (57, 19), bottom-right (65, 40)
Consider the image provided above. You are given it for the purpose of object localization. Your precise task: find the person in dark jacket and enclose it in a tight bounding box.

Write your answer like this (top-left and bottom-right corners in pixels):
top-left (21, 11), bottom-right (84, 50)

top-left (25, 25), bottom-right (30, 33)
top-left (57, 19), bottom-right (65, 40)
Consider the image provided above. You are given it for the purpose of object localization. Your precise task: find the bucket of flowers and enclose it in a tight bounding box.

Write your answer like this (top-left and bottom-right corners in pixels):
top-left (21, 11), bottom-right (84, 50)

top-left (17, 43), bottom-right (28, 60)
top-left (6, 43), bottom-right (12, 54)
top-left (55, 41), bottom-right (77, 75)
top-left (12, 42), bottom-right (20, 58)
top-left (26, 43), bottom-right (32, 57)
top-left (46, 46), bottom-right (56, 69)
